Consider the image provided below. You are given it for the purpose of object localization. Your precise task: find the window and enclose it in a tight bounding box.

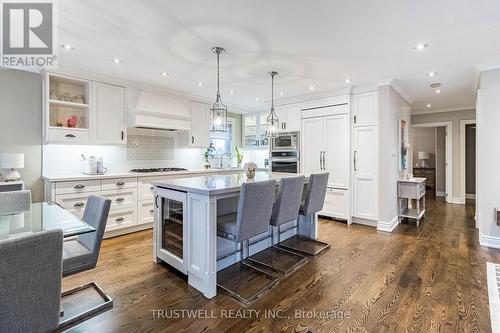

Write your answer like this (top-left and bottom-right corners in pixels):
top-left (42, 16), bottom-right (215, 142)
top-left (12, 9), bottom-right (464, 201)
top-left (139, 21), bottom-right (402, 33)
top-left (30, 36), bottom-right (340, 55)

top-left (209, 117), bottom-right (234, 156)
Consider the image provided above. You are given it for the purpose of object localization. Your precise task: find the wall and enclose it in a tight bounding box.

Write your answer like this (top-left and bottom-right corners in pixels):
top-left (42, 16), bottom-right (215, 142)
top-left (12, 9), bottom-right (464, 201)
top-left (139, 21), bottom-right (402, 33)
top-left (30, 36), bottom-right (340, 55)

top-left (477, 68), bottom-right (500, 247)
top-left (411, 127), bottom-right (436, 168)
top-left (465, 124), bottom-right (476, 195)
top-left (378, 85), bottom-right (412, 226)
top-left (411, 109), bottom-right (476, 200)
top-left (0, 69), bottom-right (43, 202)
top-left (435, 127), bottom-right (446, 194)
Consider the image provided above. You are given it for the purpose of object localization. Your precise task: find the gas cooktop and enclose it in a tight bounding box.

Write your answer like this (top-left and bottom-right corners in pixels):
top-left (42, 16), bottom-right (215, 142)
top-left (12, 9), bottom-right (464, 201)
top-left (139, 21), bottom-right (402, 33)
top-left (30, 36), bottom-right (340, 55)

top-left (130, 167), bottom-right (188, 173)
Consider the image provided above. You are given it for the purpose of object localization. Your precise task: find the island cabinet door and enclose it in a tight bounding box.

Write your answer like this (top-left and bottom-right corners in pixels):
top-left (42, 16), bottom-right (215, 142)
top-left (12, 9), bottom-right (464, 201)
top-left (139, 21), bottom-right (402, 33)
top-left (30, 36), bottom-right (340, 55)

top-left (154, 188), bottom-right (187, 274)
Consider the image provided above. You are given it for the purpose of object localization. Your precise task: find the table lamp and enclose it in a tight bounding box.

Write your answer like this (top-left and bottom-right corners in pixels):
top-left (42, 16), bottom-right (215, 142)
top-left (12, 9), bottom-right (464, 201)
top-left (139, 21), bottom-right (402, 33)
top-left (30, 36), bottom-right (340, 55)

top-left (417, 151), bottom-right (430, 168)
top-left (0, 153), bottom-right (25, 181)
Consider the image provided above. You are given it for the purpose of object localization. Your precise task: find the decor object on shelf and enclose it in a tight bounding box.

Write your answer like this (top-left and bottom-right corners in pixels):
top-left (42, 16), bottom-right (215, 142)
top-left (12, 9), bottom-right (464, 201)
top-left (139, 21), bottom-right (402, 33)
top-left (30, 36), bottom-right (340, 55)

top-left (203, 144), bottom-right (216, 169)
top-left (209, 47), bottom-right (228, 132)
top-left (399, 118), bottom-right (409, 171)
top-left (235, 146), bottom-right (243, 168)
top-left (417, 151), bottom-right (430, 168)
top-left (0, 153), bottom-right (24, 182)
top-left (67, 115), bottom-right (78, 128)
top-left (244, 162), bottom-right (257, 179)
top-left (266, 71), bottom-right (279, 138)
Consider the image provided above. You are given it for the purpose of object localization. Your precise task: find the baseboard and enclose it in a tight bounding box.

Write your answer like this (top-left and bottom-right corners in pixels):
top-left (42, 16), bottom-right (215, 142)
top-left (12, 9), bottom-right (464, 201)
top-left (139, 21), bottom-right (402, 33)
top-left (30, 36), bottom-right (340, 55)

top-left (377, 216), bottom-right (399, 233)
top-left (352, 217), bottom-right (378, 228)
top-left (466, 193), bottom-right (476, 200)
top-left (436, 191), bottom-right (446, 197)
top-left (104, 222), bottom-right (152, 239)
top-left (449, 196), bottom-right (462, 204)
top-left (480, 233), bottom-right (500, 250)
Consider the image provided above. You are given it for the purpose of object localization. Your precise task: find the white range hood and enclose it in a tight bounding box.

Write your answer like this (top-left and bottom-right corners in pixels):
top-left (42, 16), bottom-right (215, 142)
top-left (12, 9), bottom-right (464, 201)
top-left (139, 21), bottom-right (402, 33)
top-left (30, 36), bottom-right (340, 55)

top-left (128, 90), bottom-right (192, 131)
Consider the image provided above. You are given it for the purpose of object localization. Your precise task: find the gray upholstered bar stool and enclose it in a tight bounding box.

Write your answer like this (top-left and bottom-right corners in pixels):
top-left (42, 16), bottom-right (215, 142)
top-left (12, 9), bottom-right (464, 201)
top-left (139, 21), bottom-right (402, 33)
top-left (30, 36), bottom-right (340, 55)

top-left (0, 190), bottom-right (31, 214)
top-left (247, 176), bottom-right (308, 274)
top-left (278, 173), bottom-right (331, 256)
top-left (216, 180), bottom-right (279, 304)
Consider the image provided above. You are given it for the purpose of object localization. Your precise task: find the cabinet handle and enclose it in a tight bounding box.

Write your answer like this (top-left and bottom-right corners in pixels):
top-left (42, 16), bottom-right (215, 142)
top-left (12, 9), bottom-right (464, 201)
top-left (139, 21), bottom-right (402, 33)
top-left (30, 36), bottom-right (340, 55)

top-left (319, 152), bottom-right (322, 170)
top-left (149, 209), bottom-right (154, 214)
top-left (155, 195), bottom-right (159, 208)
top-left (354, 151), bottom-right (357, 171)
top-left (65, 134), bottom-right (76, 138)
top-left (115, 217), bottom-right (124, 222)
top-left (192, 136), bottom-right (195, 144)
top-left (74, 184), bottom-right (85, 189)
top-left (150, 186), bottom-right (154, 190)
top-left (284, 122), bottom-right (287, 130)
top-left (323, 151), bottom-right (326, 169)
top-left (116, 197), bottom-right (125, 202)
top-left (116, 181), bottom-right (125, 186)
top-left (354, 115), bottom-right (357, 124)
top-left (74, 202), bottom-right (85, 208)
top-left (121, 131), bottom-right (124, 140)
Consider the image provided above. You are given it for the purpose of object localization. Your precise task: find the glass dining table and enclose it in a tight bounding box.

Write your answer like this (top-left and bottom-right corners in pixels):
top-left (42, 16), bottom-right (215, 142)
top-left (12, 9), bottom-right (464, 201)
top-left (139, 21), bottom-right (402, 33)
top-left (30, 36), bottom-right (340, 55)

top-left (0, 201), bottom-right (95, 240)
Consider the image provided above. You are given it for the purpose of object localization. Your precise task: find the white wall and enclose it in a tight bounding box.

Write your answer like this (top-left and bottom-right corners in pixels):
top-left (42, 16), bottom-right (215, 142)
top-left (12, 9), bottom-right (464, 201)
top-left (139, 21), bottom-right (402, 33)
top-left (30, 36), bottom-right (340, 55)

top-left (0, 69), bottom-right (43, 201)
top-left (411, 109), bottom-right (475, 199)
top-left (378, 85), bottom-right (412, 225)
top-left (477, 68), bottom-right (500, 247)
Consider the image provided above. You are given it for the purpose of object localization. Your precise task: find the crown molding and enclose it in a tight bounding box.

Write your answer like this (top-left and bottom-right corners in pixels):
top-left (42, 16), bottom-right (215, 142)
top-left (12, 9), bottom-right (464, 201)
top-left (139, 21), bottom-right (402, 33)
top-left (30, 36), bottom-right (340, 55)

top-left (475, 62), bottom-right (500, 72)
top-left (411, 105), bottom-right (475, 115)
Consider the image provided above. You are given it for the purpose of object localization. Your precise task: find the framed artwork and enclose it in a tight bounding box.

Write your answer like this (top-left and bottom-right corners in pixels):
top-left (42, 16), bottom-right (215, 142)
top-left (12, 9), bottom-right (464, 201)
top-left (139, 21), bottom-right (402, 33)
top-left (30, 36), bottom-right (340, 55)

top-left (399, 118), bottom-right (409, 171)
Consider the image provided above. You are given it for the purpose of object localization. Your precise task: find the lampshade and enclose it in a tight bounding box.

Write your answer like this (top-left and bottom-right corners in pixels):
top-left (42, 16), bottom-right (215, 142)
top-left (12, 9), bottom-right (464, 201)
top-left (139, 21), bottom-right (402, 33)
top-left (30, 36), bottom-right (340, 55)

top-left (0, 153), bottom-right (25, 169)
top-left (417, 151), bottom-right (430, 160)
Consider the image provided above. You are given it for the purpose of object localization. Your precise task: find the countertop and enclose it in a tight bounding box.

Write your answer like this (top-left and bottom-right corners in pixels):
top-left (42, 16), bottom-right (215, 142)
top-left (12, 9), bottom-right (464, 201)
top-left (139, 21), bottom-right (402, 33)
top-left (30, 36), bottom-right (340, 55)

top-left (397, 177), bottom-right (426, 183)
top-left (42, 168), bottom-right (267, 182)
top-left (152, 171), bottom-right (308, 196)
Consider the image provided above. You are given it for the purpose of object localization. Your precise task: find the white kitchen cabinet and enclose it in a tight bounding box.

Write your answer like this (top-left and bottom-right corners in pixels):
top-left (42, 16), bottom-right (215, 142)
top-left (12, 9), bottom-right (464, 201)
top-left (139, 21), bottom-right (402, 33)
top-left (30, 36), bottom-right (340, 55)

top-left (275, 103), bottom-right (301, 131)
top-left (242, 112), bottom-right (268, 149)
top-left (353, 91), bottom-right (378, 127)
top-left (353, 126), bottom-right (378, 220)
top-left (301, 117), bottom-right (324, 175)
top-left (189, 102), bottom-right (209, 148)
top-left (321, 188), bottom-right (349, 220)
top-left (92, 82), bottom-right (126, 144)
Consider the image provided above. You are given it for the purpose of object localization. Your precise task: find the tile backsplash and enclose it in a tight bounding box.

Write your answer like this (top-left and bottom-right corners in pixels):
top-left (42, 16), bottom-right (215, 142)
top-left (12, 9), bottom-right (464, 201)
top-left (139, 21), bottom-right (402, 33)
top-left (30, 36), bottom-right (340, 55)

top-left (127, 135), bottom-right (174, 160)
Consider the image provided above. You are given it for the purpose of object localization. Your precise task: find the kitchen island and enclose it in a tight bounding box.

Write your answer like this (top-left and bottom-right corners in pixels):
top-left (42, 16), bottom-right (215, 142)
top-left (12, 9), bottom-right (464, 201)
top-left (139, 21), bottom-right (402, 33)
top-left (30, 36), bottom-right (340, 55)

top-left (152, 171), bottom-right (317, 298)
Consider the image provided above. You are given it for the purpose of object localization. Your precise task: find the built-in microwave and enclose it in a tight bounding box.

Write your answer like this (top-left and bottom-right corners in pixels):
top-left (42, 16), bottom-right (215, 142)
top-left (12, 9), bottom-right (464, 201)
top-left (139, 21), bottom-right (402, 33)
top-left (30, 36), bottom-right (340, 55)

top-left (270, 131), bottom-right (299, 152)
top-left (269, 151), bottom-right (300, 174)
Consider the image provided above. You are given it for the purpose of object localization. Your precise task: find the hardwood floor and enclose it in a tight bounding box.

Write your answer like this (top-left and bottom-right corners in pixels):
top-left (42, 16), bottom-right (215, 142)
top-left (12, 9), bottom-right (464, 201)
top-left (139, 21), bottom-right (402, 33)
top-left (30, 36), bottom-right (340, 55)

top-left (62, 197), bottom-right (500, 332)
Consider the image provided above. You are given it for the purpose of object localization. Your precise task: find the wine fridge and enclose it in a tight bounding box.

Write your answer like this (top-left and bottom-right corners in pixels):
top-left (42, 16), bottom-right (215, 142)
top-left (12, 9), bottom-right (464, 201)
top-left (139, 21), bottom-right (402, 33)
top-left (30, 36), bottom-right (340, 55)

top-left (154, 188), bottom-right (187, 274)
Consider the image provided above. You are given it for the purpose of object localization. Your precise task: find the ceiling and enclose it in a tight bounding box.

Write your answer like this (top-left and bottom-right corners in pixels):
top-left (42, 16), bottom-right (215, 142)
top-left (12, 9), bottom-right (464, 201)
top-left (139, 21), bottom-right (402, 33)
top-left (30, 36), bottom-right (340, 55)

top-left (57, 0), bottom-right (500, 112)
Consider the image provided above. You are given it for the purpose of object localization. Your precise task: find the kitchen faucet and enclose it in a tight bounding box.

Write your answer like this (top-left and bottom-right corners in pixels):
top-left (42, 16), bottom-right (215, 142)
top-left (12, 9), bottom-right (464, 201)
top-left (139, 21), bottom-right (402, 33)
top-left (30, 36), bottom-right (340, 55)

top-left (220, 152), bottom-right (231, 168)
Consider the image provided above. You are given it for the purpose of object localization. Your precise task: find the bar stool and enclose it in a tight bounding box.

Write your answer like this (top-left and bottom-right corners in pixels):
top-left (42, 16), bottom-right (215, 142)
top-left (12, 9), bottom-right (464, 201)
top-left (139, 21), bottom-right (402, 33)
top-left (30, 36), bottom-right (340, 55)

top-left (247, 176), bottom-right (308, 274)
top-left (216, 180), bottom-right (279, 304)
top-left (278, 173), bottom-right (331, 256)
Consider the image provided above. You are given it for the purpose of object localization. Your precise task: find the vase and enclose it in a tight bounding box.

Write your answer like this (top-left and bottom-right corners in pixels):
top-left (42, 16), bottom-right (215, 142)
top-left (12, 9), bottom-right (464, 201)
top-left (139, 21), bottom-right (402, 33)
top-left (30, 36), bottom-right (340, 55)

top-left (246, 169), bottom-right (255, 179)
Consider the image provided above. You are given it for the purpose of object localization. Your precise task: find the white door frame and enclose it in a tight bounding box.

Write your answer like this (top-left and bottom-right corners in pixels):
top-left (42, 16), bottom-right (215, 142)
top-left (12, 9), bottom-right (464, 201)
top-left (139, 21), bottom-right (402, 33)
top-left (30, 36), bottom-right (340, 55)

top-left (411, 122), bottom-right (453, 203)
top-left (459, 119), bottom-right (476, 205)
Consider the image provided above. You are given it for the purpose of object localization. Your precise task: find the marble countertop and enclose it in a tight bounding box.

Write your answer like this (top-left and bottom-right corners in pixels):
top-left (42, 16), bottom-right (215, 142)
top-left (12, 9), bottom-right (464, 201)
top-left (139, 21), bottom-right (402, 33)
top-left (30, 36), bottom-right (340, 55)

top-left (42, 168), bottom-right (267, 182)
top-left (152, 171), bottom-right (308, 196)
top-left (398, 177), bottom-right (427, 183)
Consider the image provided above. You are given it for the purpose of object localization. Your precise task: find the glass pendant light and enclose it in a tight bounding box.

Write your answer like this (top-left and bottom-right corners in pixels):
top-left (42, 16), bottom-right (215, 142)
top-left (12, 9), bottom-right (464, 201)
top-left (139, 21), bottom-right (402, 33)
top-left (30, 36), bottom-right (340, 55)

top-left (266, 71), bottom-right (279, 137)
top-left (210, 47), bottom-right (227, 132)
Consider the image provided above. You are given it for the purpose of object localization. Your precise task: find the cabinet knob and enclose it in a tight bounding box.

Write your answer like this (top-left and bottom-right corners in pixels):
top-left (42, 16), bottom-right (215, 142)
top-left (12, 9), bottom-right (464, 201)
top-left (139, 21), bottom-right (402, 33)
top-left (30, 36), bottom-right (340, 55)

top-left (149, 209), bottom-right (154, 214)
top-left (74, 184), bottom-right (85, 189)
top-left (115, 217), bottom-right (124, 222)
top-left (74, 202), bottom-right (85, 208)
top-left (116, 197), bottom-right (125, 202)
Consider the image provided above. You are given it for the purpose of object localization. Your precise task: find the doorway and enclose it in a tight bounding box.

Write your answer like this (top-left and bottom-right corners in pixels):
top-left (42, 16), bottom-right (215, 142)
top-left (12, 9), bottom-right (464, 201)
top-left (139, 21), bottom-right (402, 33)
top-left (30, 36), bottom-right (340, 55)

top-left (460, 120), bottom-right (476, 205)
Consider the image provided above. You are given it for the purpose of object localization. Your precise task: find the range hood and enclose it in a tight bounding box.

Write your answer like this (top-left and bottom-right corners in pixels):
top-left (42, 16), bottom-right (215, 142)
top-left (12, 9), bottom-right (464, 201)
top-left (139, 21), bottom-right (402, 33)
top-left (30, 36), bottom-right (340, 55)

top-left (128, 91), bottom-right (192, 131)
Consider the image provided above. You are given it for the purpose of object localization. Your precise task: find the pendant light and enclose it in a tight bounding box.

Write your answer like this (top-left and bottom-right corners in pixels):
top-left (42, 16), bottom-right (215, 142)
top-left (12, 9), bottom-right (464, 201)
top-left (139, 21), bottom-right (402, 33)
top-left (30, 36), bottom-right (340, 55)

top-left (210, 47), bottom-right (228, 132)
top-left (266, 71), bottom-right (279, 137)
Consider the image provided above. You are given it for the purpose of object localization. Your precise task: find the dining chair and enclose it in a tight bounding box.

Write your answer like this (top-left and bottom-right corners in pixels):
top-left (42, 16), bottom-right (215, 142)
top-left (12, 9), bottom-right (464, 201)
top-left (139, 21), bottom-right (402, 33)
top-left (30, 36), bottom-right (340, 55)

top-left (0, 190), bottom-right (31, 214)
top-left (0, 230), bottom-right (63, 333)
top-left (63, 195), bottom-right (111, 277)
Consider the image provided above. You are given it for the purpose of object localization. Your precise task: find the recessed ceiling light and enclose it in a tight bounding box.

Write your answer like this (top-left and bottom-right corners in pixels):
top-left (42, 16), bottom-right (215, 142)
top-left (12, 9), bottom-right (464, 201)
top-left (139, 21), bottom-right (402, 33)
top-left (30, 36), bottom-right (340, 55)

top-left (113, 58), bottom-right (122, 64)
top-left (414, 43), bottom-right (429, 51)
top-left (161, 72), bottom-right (169, 76)
top-left (197, 82), bottom-right (203, 87)
top-left (61, 44), bottom-right (75, 51)
top-left (309, 85), bottom-right (315, 91)
top-left (255, 97), bottom-right (260, 101)
top-left (279, 92), bottom-right (284, 97)
top-left (436, 89), bottom-right (441, 94)
top-left (427, 72), bottom-right (437, 77)
top-left (426, 104), bottom-right (431, 108)
top-left (229, 90), bottom-right (234, 94)
top-left (345, 78), bottom-right (351, 83)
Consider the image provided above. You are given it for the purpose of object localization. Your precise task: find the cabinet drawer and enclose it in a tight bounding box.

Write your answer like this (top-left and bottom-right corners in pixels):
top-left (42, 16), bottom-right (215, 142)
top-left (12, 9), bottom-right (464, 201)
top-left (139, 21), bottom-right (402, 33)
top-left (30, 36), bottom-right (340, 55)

top-left (49, 128), bottom-right (90, 143)
top-left (320, 188), bottom-right (348, 220)
top-left (139, 174), bottom-right (193, 200)
top-left (106, 208), bottom-right (137, 231)
top-left (56, 180), bottom-right (101, 195)
top-left (138, 200), bottom-right (155, 225)
top-left (55, 192), bottom-right (92, 216)
top-left (102, 178), bottom-right (138, 191)
top-left (99, 188), bottom-right (137, 211)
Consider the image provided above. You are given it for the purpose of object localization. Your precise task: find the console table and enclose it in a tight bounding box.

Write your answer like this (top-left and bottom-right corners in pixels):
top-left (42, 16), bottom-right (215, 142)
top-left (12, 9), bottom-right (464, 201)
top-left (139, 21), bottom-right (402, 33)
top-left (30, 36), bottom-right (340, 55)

top-left (398, 178), bottom-right (426, 226)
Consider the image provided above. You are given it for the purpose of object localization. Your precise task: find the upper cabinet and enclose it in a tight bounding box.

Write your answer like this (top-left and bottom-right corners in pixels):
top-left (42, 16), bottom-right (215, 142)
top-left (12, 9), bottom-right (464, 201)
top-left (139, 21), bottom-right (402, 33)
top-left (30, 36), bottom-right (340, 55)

top-left (242, 112), bottom-right (268, 149)
top-left (352, 91), bottom-right (378, 127)
top-left (93, 82), bottom-right (126, 145)
top-left (275, 103), bottom-right (301, 131)
top-left (43, 72), bottom-right (126, 145)
top-left (189, 102), bottom-right (209, 148)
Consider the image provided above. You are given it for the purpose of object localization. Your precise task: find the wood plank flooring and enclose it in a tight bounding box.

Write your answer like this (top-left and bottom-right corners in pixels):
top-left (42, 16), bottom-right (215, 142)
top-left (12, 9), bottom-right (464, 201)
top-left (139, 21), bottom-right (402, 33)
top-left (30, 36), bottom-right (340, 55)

top-left (62, 197), bottom-right (500, 332)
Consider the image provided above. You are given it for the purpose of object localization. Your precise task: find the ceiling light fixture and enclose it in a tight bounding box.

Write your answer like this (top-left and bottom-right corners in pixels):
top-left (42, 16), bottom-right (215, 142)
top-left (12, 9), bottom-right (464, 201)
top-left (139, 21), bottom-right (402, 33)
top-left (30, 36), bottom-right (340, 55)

top-left (427, 72), bottom-right (437, 77)
top-left (229, 90), bottom-right (234, 94)
top-left (161, 72), bottom-right (169, 76)
top-left (255, 97), bottom-right (260, 101)
top-left (345, 78), bottom-right (351, 83)
top-left (198, 82), bottom-right (203, 87)
top-left (309, 85), bottom-right (315, 91)
top-left (426, 104), bottom-right (431, 108)
top-left (266, 71), bottom-right (280, 138)
top-left (209, 47), bottom-right (227, 133)
top-left (113, 58), bottom-right (122, 64)
top-left (61, 44), bottom-right (75, 51)
top-left (436, 89), bottom-right (441, 94)
top-left (414, 43), bottom-right (429, 51)
top-left (279, 92), bottom-right (284, 97)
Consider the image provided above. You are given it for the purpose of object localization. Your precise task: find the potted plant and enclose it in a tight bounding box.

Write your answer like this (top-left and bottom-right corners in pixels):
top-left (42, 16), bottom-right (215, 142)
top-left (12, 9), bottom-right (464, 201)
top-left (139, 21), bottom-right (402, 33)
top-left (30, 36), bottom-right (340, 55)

top-left (203, 144), bottom-right (216, 169)
top-left (235, 146), bottom-right (243, 168)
